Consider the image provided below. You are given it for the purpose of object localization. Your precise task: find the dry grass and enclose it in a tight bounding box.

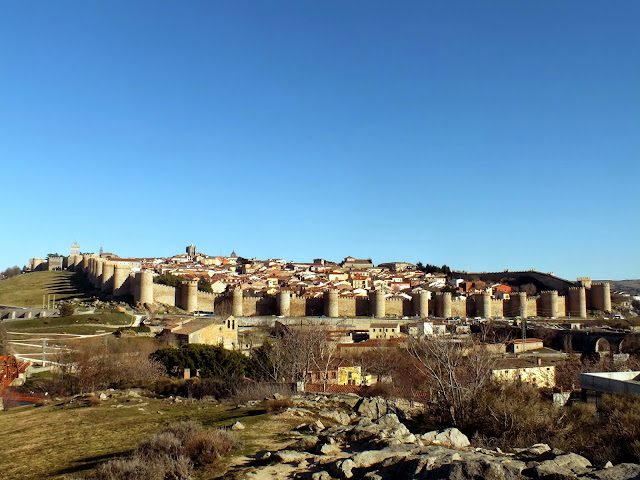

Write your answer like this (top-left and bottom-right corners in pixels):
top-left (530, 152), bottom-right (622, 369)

top-left (0, 271), bottom-right (89, 308)
top-left (0, 395), bottom-right (265, 480)
top-left (85, 421), bottom-right (240, 479)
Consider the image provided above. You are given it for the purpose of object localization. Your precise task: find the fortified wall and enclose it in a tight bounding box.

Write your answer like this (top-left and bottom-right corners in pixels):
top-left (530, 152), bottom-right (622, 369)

top-left (62, 256), bottom-right (612, 319)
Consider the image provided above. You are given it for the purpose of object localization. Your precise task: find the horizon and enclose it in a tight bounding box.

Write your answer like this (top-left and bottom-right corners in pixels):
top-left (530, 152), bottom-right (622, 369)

top-left (1, 1), bottom-right (638, 280)
top-left (8, 241), bottom-right (637, 282)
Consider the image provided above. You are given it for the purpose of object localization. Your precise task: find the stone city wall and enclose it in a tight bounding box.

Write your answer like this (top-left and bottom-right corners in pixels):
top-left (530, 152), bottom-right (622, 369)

top-left (56, 255), bottom-right (609, 319)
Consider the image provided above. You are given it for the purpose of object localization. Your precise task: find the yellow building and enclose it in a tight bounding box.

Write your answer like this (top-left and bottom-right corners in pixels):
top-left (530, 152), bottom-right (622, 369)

top-left (369, 323), bottom-right (402, 340)
top-left (338, 365), bottom-right (373, 386)
top-left (307, 364), bottom-right (374, 386)
top-left (491, 365), bottom-right (556, 389)
top-left (162, 315), bottom-right (238, 350)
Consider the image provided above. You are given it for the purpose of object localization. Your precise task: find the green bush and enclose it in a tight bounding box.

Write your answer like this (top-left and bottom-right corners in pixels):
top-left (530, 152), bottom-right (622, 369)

top-left (152, 344), bottom-right (253, 381)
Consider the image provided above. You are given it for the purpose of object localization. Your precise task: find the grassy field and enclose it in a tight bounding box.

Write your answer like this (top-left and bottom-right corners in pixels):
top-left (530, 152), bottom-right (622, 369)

top-left (6, 313), bottom-right (133, 334)
top-left (0, 271), bottom-right (90, 308)
top-left (0, 395), bottom-right (277, 480)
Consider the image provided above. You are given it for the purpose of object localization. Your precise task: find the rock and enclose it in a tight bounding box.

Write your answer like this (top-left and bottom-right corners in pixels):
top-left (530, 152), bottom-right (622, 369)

top-left (583, 463), bottom-right (640, 480)
top-left (99, 393), bottom-right (108, 401)
top-left (272, 450), bottom-right (310, 464)
top-left (528, 444), bottom-right (551, 456)
top-left (331, 458), bottom-right (356, 479)
top-left (432, 428), bottom-right (470, 449)
top-left (256, 451), bottom-right (272, 461)
top-left (603, 461), bottom-right (613, 469)
top-left (421, 431), bottom-right (438, 443)
top-left (273, 393), bottom-right (285, 400)
top-left (231, 421), bottom-right (245, 431)
top-left (309, 419), bottom-right (325, 432)
top-left (290, 435), bottom-right (319, 451)
top-left (311, 472), bottom-right (332, 480)
top-left (354, 397), bottom-right (391, 420)
top-left (321, 409), bottom-right (351, 425)
top-left (355, 417), bottom-right (373, 427)
top-left (319, 442), bottom-right (342, 456)
top-left (390, 424), bottom-right (411, 439)
top-left (403, 434), bottom-right (417, 443)
top-left (363, 474), bottom-right (383, 480)
top-left (351, 445), bottom-right (415, 468)
top-left (376, 413), bottom-right (401, 429)
top-left (436, 457), bottom-right (527, 480)
top-left (349, 425), bottom-right (381, 443)
top-left (535, 452), bottom-right (592, 478)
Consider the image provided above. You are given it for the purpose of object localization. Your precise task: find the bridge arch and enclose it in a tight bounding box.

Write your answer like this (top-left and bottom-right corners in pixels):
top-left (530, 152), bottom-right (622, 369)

top-left (594, 337), bottom-right (611, 354)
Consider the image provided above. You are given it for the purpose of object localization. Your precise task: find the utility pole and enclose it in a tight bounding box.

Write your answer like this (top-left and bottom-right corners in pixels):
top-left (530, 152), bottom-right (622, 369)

top-left (42, 337), bottom-right (47, 367)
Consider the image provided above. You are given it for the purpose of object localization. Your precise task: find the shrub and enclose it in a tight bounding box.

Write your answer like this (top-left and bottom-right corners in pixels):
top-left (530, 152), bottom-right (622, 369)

top-left (184, 429), bottom-right (239, 465)
top-left (265, 397), bottom-right (293, 412)
top-left (231, 382), bottom-right (295, 404)
top-left (59, 303), bottom-right (75, 317)
top-left (91, 455), bottom-right (192, 480)
top-left (137, 431), bottom-right (183, 460)
top-left (468, 382), bottom-right (557, 448)
top-left (87, 421), bottom-right (238, 479)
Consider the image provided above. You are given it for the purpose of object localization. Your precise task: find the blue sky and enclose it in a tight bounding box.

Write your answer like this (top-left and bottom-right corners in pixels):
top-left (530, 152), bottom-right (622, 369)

top-left (1, 1), bottom-right (638, 280)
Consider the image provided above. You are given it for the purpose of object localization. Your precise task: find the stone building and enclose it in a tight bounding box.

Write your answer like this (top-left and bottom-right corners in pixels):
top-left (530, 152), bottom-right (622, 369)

top-left (491, 365), bottom-right (556, 388)
top-left (161, 316), bottom-right (238, 350)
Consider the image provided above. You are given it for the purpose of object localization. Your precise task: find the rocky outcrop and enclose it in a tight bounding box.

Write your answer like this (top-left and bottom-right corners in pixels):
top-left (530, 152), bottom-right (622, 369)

top-left (224, 395), bottom-right (640, 480)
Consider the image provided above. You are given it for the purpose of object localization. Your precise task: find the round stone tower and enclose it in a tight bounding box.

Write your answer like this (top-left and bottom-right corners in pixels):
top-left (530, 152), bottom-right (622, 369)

top-left (81, 255), bottom-right (90, 275)
top-left (232, 289), bottom-right (243, 317)
top-left (112, 264), bottom-right (131, 297)
top-left (276, 290), bottom-right (291, 317)
top-left (101, 261), bottom-right (115, 292)
top-left (482, 292), bottom-right (492, 318)
top-left (87, 258), bottom-right (95, 285)
top-left (412, 290), bottom-right (430, 318)
top-left (73, 254), bottom-right (83, 270)
top-left (591, 283), bottom-right (611, 312)
top-left (436, 292), bottom-right (452, 318)
top-left (540, 291), bottom-right (558, 318)
top-left (325, 289), bottom-right (339, 318)
top-left (511, 292), bottom-right (527, 318)
top-left (95, 259), bottom-right (104, 286)
top-left (138, 271), bottom-right (154, 306)
top-left (370, 290), bottom-right (386, 318)
top-left (568, 286), bottom-right (587, 319)
top-left (182, 280), bottom-right (198, 313)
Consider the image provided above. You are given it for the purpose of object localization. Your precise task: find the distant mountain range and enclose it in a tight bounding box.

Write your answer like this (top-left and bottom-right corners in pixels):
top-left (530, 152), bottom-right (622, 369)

top-left (598, 280), bottom-right (640, 296)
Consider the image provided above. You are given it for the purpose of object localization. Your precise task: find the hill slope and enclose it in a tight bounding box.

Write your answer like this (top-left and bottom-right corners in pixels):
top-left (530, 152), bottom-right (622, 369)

top-left (453, 271), bottom-right (576, 294)
top-left (0, 271), bottom-right (89, 307)
top-left (602, 280), bottom-right (640, 296)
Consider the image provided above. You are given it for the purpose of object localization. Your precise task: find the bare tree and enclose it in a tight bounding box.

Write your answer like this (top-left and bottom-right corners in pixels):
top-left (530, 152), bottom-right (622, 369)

top-left (406, 336), bottom-right (495, 426)
top-left (310, 330), bottom-right (341, 392)
top-left (254, 322), bottom-right (341, 388)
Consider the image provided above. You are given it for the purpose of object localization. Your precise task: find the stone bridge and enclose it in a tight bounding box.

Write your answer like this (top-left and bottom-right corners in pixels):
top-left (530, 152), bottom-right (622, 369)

top-left (558, 329), bottom-right (627, 354)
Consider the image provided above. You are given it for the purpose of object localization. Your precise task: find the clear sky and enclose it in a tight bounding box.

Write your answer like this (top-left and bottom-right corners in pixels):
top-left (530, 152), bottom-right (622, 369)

top-left (1, 1), bottom-right (638, 280)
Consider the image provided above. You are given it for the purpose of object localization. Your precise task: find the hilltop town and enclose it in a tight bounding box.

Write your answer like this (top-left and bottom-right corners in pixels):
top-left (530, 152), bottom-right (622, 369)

top-left (24, 243), bottom-right (623, 321)
top-left (2, 243), bottom-right (640, 480)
